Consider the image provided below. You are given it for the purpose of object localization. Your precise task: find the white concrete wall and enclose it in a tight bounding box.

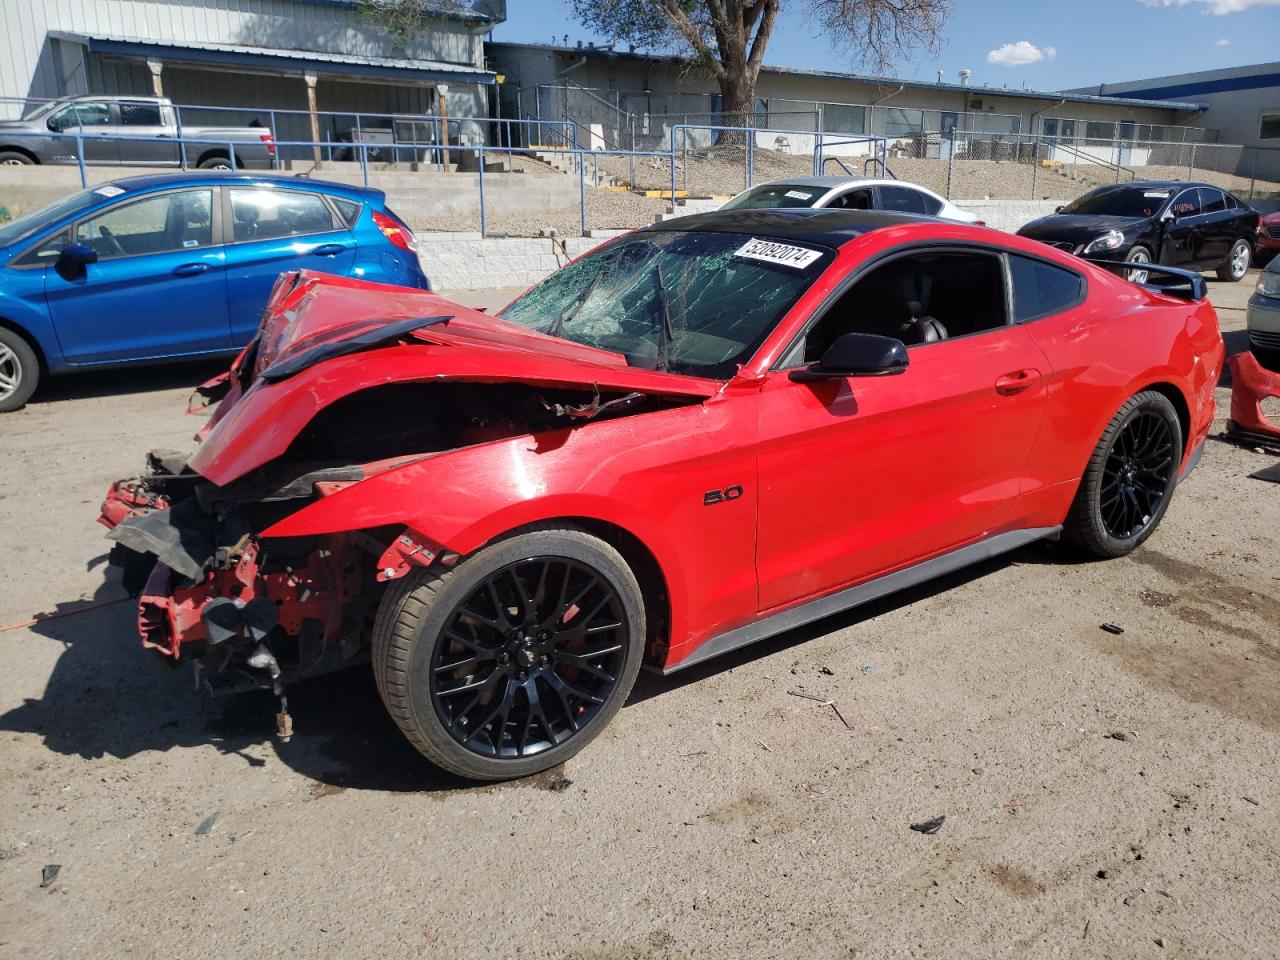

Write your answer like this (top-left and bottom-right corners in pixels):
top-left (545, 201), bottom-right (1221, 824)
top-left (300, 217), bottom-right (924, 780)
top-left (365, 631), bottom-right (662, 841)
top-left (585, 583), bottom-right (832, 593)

top-left (419, 200), bottom-right (1064, 290)
top-left (421, 233), bottom-right (612, 292)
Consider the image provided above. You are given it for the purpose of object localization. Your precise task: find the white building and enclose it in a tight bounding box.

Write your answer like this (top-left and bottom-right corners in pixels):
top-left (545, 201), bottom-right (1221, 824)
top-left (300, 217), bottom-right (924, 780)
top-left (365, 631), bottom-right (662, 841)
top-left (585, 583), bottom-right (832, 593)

top-left (0, 0), bottom-right (505, 154)
top-left (1067, 62), bottom-right (1280, 181)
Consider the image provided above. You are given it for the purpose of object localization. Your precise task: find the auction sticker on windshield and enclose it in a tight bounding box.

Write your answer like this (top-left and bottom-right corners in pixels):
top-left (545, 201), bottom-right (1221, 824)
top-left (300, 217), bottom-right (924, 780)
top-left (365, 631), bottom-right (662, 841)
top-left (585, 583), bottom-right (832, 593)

top-left (734, 238), bottom-right (822, 270)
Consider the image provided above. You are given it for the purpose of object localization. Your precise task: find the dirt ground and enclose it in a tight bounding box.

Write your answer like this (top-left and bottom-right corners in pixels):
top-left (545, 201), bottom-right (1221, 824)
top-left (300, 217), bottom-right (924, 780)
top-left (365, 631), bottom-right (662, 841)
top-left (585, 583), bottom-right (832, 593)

top-left (1, 276), bottom-right (1277, 960)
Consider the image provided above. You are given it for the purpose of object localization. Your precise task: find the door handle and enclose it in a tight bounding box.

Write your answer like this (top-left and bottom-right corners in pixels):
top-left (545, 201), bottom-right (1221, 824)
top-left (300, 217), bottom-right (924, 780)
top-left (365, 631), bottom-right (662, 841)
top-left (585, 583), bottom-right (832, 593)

top-left (173, 262), bottom-right (210, 276)
top-left (995, 369), bottom-right (1042, 395)
top-left (311, 243), bottom-right (346, 257)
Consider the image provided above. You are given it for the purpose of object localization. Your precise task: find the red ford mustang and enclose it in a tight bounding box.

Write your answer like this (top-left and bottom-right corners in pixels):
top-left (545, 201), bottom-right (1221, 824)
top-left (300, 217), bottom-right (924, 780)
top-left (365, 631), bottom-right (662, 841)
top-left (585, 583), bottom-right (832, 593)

top-left (100, 209), bottom-right (1224, 780)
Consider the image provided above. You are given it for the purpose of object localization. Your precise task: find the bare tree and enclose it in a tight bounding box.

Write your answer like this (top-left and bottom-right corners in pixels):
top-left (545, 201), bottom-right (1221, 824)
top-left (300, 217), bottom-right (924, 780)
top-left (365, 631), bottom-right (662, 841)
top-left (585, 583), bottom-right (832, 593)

top-left (570, 1), bottom-right (950, 126)
top-left (355, 0), bottom-right (470, 51)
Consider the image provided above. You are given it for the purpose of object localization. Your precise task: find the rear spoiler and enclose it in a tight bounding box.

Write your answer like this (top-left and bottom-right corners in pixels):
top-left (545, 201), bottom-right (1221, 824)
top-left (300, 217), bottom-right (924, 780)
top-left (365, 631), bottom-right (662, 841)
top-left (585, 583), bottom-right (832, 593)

top-left (1084, 258), bottom-right (1207, 302)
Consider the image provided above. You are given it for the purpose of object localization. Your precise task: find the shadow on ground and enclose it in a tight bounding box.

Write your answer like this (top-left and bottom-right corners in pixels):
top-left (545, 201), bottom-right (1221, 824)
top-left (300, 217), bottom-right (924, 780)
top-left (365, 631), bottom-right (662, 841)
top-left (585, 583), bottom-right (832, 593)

top-left (32, 358), bottom-right (230, 404)
top-left (0, 540), bottom-right (1070, 794)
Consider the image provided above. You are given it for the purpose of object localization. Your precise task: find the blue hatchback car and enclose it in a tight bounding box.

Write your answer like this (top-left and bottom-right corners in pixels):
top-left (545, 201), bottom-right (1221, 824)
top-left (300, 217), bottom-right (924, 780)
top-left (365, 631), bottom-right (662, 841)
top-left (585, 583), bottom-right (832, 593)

top-left (0, 173), bottom-right (428, 410)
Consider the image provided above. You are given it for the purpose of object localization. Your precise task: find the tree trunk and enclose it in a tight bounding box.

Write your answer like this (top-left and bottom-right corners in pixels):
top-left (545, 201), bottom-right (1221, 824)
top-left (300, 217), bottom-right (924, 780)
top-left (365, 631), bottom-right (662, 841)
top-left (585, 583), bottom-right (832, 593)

top-left (717, 71), bottom-right (757, 148)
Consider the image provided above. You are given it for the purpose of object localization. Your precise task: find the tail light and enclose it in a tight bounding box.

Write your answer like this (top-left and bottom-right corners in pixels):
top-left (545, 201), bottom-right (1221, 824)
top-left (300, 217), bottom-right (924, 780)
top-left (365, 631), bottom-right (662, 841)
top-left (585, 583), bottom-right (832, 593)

top-left (259, 132), bottom-right (276, 156)
top-left (372, 210), bottom-right (417, 252)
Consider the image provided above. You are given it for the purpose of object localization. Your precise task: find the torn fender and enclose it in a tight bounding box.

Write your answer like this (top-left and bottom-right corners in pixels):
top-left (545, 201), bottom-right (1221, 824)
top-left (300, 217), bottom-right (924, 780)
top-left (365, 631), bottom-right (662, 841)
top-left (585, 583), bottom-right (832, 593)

top-left (188, 344), bottom-right (720, 487)
top-left (259, 399), bottom-right (762, 663)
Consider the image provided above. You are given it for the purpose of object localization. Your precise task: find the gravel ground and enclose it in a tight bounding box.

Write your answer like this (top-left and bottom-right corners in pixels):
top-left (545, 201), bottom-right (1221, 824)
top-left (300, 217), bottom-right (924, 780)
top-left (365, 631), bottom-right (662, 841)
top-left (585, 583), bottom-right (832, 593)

top-left (1, 279), bottom-right (1277, 959)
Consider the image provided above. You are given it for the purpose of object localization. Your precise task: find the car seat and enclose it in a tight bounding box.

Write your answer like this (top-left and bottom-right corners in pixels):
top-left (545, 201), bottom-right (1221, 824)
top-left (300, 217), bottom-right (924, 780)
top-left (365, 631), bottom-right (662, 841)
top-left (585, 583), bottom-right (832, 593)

top-left (233, 202), bottom-right (261, 240)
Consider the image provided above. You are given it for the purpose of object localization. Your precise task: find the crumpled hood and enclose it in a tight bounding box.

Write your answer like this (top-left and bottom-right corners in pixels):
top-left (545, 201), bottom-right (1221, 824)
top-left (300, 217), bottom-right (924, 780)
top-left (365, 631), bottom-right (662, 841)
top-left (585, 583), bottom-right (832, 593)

top-left (251, 270), bottom-right (638, 377)
top-left (187, 270), bottom-right (719, 487)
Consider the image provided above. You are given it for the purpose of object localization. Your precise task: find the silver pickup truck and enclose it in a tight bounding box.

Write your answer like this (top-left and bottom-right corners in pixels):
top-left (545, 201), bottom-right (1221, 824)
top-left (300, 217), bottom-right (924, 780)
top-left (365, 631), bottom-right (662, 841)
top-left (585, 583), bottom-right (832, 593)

top-left (0, 96), bottom-right (275, 170)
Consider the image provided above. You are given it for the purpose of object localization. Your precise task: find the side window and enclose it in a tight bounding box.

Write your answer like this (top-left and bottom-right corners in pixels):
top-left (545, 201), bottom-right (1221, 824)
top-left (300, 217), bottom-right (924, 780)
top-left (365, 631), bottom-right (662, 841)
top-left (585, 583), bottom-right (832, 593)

top-left (13, 227), bottom-right (73, 267)
top-left (1008, 254), bottom-right (1084, 323)
top-left (332, 197), bottom-right (362, 227)
top-left (119, 102), bottom-right (163, 126)
top-left (1200, 189), bottom-right (1226, 214)
top-left (797, 250), bottom-right (1007, 362)
top-left (75, 190), bottom-right (214, 259)
top-left (828, 188), bottom-right (872, 211)
top-left (916, 192), bottom-right (944, 216)
top-left (1172, 189), bottom-right (1203, 218)
top-left (877, 185), bottom-right (929, 215)
top-left (229, 188), bottom-right (337, 242)
top-left (1223, 192), bottom-right (1237, 210)
top-left (49, 102), bottom-right (111, 129)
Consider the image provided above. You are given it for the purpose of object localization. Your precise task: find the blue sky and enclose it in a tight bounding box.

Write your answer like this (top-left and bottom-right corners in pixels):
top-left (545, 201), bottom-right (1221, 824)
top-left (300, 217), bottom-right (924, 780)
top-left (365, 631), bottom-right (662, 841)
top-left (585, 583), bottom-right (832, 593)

top-left (492, 0), bottom-right (1279, 91)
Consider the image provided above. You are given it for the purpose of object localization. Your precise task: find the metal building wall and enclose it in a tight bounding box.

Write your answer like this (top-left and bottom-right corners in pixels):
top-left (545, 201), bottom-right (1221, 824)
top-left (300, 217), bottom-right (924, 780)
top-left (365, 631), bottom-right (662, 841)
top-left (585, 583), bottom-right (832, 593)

top-left (0, 0), bottom-right (486, 110)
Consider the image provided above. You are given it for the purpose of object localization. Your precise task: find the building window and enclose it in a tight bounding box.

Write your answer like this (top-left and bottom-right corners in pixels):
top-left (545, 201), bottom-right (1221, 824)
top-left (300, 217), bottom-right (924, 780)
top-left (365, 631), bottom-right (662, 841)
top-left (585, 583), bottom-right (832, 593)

top-left (1261, 114), bottom-right (1280, 140)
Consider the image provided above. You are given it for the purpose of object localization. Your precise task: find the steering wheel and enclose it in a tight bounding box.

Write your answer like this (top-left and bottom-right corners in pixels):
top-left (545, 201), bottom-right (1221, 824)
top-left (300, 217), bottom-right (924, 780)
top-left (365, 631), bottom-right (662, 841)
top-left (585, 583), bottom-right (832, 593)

top-left (97, 225), bottom-right (124, 257)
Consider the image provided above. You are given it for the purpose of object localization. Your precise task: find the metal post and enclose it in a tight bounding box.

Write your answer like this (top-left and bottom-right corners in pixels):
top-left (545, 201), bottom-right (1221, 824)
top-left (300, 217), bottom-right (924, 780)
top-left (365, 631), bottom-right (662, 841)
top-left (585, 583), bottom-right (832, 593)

top-left (1188, 143), bottom-right (1195, 182)
top-left (268, 110), bottom-right (278, 169)
top-left (175, 106), bottom-right (188, 170)
top-left (670, 127), bottom-right (678, 202)
top-left (359, 141), bottom-right (369, 186)
top-left (946, 128), bottom-right (955, 200)
top-left (746, 128), bottom-right (753, 188)
top-left (1030, 134), bottom-right (1038, 199)
top-left (75, 134), bottom-right (87, 188)
top-left (230, 140), bottom-right (237, 170)
top-left (1248, 147), bottom-right (1257, 200)
top-left (579, 150), bottom-right (588, 237)
top-left (478, 147), bottom-right (487, 237)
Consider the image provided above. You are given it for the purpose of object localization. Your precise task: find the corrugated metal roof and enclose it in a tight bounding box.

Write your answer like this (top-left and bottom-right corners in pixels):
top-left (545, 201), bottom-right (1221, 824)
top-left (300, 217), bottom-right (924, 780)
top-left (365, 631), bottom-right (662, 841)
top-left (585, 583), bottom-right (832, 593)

top-left (52, 31), bottom-right (495, 84)
top-left (489, 41), bottom-right (1207, 112)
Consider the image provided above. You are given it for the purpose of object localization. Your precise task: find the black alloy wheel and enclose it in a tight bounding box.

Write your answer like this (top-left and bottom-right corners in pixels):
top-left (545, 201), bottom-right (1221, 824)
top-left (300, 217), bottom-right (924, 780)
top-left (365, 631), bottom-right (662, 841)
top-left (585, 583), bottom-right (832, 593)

top-left (1063, 390), bottom-right (1183, 558)
top-left (431, 557), bottom-right (627, 758)
top-left (1098, 409), bottom-right (1177, 540)
top-left (373, 526), bottom-right (645, 780)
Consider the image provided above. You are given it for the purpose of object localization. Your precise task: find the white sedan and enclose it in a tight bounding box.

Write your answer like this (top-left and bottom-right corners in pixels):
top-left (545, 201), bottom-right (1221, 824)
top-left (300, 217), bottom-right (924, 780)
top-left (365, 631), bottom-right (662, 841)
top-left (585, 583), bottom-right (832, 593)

top-left (720, 175), bottom-right (982, 224)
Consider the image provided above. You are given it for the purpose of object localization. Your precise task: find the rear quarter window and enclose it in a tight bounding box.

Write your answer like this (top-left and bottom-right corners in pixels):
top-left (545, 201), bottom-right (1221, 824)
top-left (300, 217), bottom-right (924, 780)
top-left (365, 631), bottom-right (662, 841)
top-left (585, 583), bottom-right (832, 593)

top-left (1009, 254), bottom-right (1084, 322)
top-left (332, 197), bottom-right (362, 227)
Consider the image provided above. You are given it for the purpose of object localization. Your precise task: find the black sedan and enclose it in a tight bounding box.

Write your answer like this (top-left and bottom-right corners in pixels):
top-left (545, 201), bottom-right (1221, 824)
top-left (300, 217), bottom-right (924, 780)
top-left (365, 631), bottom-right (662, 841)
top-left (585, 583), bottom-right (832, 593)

top-left (1017, 181), bottom-right (1259, 283)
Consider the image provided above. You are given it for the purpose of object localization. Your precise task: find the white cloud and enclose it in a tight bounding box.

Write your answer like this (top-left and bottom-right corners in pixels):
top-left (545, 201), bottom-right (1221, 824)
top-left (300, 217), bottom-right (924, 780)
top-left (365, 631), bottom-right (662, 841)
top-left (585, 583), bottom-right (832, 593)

top-left (986, 41), bottom-right (1057, 66)
top-left (1139, 0), bottom-right (1280, 15)
top-left (1215, 37), bottom-right (1231, 43)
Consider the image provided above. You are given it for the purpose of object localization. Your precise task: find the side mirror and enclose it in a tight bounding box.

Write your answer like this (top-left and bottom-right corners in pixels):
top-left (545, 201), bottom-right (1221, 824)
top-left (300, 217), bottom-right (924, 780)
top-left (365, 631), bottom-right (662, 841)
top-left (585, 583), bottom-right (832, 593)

top-left (1161, 208), bottom-right (1176, 222)
top-left (58, 242), bottom-right (98, 266)
top-left (789, 332), bottom-right (909, 382)
top-left (46, 117), bottom-right (62, 132)
top-left (1054, 205), bottom-right (1064, 214)
top-left (55, 242), bottom-right (97, 281)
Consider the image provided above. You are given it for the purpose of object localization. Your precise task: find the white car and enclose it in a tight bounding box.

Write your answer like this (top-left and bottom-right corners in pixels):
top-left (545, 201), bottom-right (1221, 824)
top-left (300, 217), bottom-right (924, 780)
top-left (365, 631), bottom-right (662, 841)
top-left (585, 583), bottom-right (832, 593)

top-left (720, 175), bottom-right (981, 224)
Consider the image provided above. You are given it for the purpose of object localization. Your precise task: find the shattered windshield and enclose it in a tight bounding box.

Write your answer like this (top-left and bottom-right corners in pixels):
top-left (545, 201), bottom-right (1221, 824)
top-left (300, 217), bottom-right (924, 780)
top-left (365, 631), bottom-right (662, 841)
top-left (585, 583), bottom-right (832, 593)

top-left (499, 230), bottom-right (831, 379)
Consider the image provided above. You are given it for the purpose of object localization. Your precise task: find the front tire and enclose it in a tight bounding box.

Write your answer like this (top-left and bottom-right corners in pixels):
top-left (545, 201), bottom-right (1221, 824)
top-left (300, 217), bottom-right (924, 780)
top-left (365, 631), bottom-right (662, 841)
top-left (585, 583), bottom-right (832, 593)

top-left (1217, 238), bottom-right (1252, 282)
top-left (1063, 390), bottom-right (1183, 559)
top-left (0, 327), bottom-right (39, 412)
top-left (372, 526), bottom-right (645, 781)
top-left (0, 150), bottom-right (35, 166)
top-left (1124, 245), bottom-right (1152, 284)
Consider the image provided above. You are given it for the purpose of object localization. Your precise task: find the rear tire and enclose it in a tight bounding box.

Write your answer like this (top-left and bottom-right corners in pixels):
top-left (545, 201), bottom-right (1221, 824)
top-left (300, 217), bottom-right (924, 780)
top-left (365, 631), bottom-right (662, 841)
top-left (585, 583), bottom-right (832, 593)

top-left (0, 327), bottom-right (39, 412)
top-left (1063, 390), bottom-right (1183, 559)
top-left (197, 154), bottom-right (234, 171)
top-left (371, 525), bottom-right (645, 781)
top-left (1217, 238), bottom-right (1252, 282)
top-left (0, 150), bottom-right (34, 166)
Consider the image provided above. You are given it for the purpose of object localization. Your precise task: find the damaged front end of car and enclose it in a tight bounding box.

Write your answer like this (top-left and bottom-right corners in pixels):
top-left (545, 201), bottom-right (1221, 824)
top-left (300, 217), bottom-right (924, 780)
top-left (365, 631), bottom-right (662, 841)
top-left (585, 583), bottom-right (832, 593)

top-left (99, 270), bottom-right (713, 736)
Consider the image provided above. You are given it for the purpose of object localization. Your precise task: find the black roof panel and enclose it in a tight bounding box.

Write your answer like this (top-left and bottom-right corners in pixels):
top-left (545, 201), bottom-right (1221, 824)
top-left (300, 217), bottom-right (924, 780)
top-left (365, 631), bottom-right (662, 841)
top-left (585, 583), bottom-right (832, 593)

top-left (646, 208), bottom-right (933, 249)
